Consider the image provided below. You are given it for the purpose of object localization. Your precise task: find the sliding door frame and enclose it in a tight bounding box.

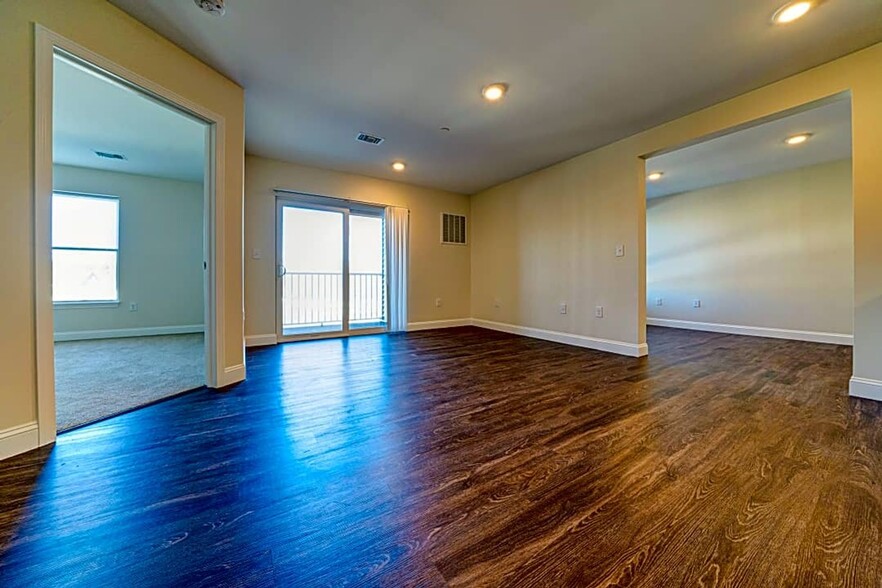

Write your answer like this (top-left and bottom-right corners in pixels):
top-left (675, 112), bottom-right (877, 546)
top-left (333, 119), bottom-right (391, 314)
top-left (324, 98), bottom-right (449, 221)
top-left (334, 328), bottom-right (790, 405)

top-left (275, 193), bottom-right (387, 343)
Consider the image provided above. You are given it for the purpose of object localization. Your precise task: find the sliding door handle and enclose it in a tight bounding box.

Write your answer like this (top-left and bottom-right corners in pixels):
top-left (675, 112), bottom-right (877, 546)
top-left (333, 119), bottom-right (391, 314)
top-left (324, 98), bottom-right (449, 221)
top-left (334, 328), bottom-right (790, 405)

top-left (277, 265), bottom-right (287, 277)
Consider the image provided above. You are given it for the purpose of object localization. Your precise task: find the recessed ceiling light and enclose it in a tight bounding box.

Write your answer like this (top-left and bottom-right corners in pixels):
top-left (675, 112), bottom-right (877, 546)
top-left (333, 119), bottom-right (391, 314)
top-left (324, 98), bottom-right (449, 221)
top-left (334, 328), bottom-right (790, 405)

top-left (647, 172), bottom-right (664, 182)
top-left (772, 1), bottom-right (813, 24)
top-left (785, 133), bottom-right (812, 146)
top-left (481, 83), bottom-right (509, 102)
top-left (391, 161), bottom-right (406, 172)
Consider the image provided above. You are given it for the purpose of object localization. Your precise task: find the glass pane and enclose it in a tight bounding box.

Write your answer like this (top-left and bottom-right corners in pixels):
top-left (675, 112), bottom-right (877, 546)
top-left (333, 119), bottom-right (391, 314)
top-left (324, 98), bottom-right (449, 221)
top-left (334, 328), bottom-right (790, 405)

top-left (52, 194), bottom-right (119, 249)
top-left (52, 250), bottom-right (118, 302)
top-left (280, 206), bottom-right (344, 336)
top-left (349, 215), bottom-right (386, 329)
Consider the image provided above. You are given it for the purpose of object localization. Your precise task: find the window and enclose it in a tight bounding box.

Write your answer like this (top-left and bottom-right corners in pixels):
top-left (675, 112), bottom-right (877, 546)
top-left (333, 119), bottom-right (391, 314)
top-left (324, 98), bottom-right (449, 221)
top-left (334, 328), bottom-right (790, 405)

top-left (52, 193), bottom-right (120, 303)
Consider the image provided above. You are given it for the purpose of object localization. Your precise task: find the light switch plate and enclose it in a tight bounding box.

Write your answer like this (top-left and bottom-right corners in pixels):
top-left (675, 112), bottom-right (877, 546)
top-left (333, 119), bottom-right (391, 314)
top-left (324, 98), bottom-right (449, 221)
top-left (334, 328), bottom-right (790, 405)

top-left (615, 244), bottom-right (625, 257)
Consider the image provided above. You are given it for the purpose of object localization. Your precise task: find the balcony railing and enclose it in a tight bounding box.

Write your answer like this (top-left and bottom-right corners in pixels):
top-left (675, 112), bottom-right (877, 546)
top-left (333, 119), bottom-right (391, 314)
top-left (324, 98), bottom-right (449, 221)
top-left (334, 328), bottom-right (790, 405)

top-left (281, 272), bottom-right (385, 331)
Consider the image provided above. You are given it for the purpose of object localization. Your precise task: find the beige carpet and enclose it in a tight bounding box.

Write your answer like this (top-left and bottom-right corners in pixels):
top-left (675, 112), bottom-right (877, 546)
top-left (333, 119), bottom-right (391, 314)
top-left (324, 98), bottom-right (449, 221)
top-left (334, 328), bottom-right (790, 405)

top-left (54, 334), bottom-right (205, 432)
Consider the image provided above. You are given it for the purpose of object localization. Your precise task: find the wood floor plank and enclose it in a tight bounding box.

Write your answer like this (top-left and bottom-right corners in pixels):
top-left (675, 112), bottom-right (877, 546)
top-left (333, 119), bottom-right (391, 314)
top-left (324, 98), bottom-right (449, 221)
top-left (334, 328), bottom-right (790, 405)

top-left (0, 326), bottom-right (879, 587)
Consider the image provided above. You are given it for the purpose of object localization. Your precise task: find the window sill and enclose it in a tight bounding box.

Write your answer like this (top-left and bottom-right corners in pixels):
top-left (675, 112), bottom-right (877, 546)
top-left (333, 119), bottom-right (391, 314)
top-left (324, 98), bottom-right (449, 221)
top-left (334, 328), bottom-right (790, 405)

top-left (53, 301), bottom-right (120, 309)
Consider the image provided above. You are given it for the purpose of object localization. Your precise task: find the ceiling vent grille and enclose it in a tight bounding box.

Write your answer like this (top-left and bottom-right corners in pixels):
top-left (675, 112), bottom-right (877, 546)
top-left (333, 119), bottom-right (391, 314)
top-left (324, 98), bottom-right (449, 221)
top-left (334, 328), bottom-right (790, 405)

top-left (95, 150), bottom-right (127, 160)
top-left (356, 133), bottom-right (385, 145)
top-left (441, 213), bottom-right (467, 245)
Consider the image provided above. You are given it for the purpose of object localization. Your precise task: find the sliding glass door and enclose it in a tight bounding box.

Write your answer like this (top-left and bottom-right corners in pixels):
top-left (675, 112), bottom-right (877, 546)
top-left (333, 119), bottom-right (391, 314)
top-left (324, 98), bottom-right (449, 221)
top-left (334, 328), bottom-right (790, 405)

top-left (277, 198), bottom-right (386, 340)
top-left (349, 213), bottom-right (386, 331)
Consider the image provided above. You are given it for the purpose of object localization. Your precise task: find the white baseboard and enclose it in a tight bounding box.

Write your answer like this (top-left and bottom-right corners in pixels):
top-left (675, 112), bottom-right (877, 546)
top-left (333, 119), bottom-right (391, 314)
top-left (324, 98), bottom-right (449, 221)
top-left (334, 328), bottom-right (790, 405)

top-left (54, 324), bottom-right (205, 342)
top-left (407, 319), bottom-right (473, 332)
top-left (0, 422), bottom-right (39, 461)
top-left (647, 318), bottom-right (853, 346)
top-left (849, 377), bottom-right (882, 401)
top-left (246, 334), bottom-right (278, 347)
top-left (218, 363), bottom-right (246, 387)
top-left (472, 319), bottom-right (648, 358)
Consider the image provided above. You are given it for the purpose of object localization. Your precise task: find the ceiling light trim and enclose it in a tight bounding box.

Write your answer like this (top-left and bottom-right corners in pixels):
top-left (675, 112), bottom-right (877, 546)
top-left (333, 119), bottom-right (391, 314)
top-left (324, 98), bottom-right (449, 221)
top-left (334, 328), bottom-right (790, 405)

top-left (481, 83), bottom-right (509, 102)
top-left (784, 132), bottom-right (813, 145)
top-left (772, 1), bottom-right (813, 25)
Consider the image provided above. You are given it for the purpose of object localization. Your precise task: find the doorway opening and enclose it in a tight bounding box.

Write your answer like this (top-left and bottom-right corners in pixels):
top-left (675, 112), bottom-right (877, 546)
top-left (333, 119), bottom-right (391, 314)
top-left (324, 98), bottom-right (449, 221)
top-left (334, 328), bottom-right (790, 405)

top-left (44, 48), bottom-right (214, 433)
top-left (277, 196), bottom-right (388, 341)
top-left (643, 95), bottom-right (854, 351)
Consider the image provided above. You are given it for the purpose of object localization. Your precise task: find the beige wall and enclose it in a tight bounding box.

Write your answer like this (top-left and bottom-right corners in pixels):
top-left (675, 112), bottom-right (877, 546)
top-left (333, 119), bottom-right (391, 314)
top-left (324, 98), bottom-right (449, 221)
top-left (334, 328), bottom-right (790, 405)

top-left (471, 42), bottom-right (882, 386)
top-left (53, 165), bottom-right (204, 335)
top-left (647, 160), bottom-right (853, 335)
top-left (245, 155), bottom-right (470, 338)
top-left (0, 0), bottom-right (244, 432)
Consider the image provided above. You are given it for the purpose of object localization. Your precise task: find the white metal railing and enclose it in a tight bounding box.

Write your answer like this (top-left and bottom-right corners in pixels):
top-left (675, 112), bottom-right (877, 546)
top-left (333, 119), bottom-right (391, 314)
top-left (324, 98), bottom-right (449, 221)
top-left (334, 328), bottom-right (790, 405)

top-left (281, 272), bottom-right (385, 329)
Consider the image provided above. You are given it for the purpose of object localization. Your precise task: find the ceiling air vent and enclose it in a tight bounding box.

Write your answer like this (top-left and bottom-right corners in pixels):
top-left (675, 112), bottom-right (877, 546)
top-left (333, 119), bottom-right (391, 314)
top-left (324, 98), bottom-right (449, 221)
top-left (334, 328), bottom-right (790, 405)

top-left (356, 133), bottom-right (385, 145)
top-left (441, 213), bottom-right (467, 245)
top-left (194, 0), bottom-right (226, 16)
top-left (95, 150), bottom-right (127, 161)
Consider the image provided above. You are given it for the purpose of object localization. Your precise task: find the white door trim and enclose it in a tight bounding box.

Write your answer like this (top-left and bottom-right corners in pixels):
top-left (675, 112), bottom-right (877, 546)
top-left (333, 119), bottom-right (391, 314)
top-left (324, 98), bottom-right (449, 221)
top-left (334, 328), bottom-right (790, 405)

top-left (33, 24), bottom-right (227, 447)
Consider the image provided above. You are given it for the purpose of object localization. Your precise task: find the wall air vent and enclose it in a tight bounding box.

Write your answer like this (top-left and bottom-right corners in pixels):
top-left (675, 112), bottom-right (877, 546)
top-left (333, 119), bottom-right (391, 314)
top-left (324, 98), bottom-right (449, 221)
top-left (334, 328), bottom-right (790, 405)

top-left (356, 133), bottom-right (385, 145)
top-left (441, 213), bottom-right (467, 245)
top-left (95, 150), bottom-right (127, 161)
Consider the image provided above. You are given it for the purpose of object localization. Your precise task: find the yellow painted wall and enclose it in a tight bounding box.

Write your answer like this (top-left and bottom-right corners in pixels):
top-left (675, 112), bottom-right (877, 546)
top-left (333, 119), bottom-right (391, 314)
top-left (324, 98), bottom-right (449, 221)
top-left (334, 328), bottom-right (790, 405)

top-left (647, 160), bottom-right (853, 335)
top-left (245, 155), bottom-right (470, 337)
top-left (472, 42), bottom-right (882, 385)
top-left (0, 0), bottom-right (245, 432)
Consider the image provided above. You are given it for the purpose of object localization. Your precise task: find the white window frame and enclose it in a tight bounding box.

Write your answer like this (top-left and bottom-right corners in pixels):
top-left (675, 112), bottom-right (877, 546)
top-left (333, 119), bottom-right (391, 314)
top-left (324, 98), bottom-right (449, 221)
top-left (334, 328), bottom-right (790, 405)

top-left (51, 191), bottom-right (121, 306)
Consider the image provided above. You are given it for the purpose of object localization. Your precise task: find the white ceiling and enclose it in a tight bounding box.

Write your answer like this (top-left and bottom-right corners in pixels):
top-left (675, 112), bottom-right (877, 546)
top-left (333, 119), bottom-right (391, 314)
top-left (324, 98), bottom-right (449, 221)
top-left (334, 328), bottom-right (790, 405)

top-left (646, 97), bottom-right (852, 199)
top-left (53, 56), bottom-right (206, 182)
top-left (108, 0), bottom-right (882, 194)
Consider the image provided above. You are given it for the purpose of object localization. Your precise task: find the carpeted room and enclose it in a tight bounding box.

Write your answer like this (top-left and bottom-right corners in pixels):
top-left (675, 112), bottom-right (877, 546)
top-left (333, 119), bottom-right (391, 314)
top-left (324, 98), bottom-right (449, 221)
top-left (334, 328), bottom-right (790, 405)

top-left (50, 57), bottom-right (208, 431)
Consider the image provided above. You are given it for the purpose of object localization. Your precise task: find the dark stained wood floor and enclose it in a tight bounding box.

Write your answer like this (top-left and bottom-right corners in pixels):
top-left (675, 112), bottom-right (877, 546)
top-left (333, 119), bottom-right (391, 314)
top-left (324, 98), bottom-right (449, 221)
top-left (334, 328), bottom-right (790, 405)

top-left (1, 326), bottom-right (881, 587)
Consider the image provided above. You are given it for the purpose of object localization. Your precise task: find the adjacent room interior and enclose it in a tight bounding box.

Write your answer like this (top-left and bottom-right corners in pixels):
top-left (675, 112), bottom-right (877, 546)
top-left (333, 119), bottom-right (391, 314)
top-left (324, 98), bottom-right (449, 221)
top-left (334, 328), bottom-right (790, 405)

top-left (3, 1), bottom-right (882, 586)
top-left (51, 52), bottom-right (208, 431)
top-left (645, 96), bottom-right (854, 347)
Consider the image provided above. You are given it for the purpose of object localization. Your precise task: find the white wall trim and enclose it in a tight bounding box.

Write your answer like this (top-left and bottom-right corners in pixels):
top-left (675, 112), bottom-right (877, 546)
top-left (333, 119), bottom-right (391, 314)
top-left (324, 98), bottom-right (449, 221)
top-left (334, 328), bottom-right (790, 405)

top-left (246, 334), bottom-right (278, 347)
top-left (849, 377), bottom-right (882, 401)
top-left (54, 325), bottom-right (205, 342)
top-left (34, 25), bottom-right (232, 447)
top-left (647, 318), bottom-right (853, 346)
top-left (247, 318), bottom-right (650, 359)
top-left (407, 319), bottom-right (473, 332)
top-left (219, 363), bottom-right (246, 387)
top-left (0, 422), bottom-right (39, 461)
top-left (472, 319), bottom-right (649, 358)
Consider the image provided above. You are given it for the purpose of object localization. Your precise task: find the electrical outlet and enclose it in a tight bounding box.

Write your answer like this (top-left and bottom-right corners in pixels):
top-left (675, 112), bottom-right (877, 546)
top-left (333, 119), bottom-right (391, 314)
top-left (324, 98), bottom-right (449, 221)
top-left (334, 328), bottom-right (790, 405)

top-left (655, 298), bottom-right (663, 306)
top-left (595, 305), bottom-right (604, 318)
top-left (692, 299), bottom-right (701, 308)
top-left (435, 297), bottom-right (443, 308)
top-left (493, 298), bottom-right (501, 308)
top-left (129, 302), bottom-right (138, 312)
top-left (251, 248), bottom-right (262, 260)
top-left (559, 303), bottom-right (568, 315)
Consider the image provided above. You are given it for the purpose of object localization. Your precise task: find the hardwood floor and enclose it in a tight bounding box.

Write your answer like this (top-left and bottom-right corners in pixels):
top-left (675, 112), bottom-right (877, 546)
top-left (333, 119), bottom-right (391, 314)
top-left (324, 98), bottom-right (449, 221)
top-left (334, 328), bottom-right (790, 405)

top-left (1, 326), bottom-right (881, 587)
